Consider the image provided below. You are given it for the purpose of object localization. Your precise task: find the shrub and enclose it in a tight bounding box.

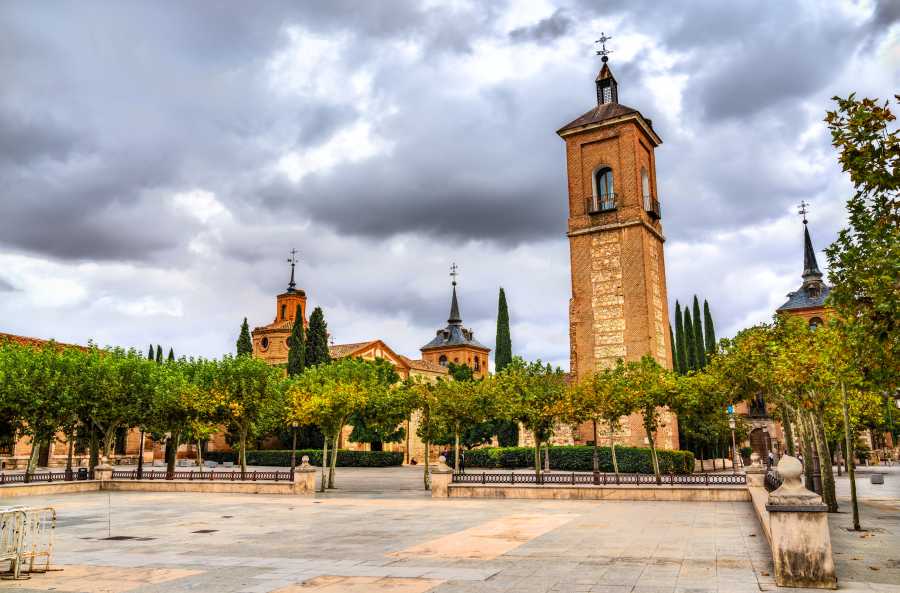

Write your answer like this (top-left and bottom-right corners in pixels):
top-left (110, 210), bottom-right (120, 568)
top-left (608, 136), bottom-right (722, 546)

top-left (203, 449), bottom-right (403, 467)
top-left (447, 445), bottom-right (695, 475)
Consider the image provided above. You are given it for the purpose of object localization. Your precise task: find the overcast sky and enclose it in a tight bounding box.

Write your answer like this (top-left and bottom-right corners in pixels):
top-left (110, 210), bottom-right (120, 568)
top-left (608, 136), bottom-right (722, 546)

top-left (1, 1), bottom-right (897, 369)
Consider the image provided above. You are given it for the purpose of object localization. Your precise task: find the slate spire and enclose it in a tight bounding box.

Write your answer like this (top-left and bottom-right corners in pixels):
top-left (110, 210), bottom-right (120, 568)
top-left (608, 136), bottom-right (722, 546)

top-left (448, 263), bottom-right (462, 325)
top-left (802, 224), bottom-right (822, 281)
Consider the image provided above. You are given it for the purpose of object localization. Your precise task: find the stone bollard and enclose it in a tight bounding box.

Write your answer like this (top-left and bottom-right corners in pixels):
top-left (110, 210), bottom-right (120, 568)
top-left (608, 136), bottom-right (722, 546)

top-left (429, 455), bottom-right (453, 498)
top-left (766, 455), bottom-right (837, 589)
top-left (746, 452), bottom-right (766, 488)
top-left (293, 456), bottom-right (317, 495)
top-left (94, 456), bottom-right (113, 483)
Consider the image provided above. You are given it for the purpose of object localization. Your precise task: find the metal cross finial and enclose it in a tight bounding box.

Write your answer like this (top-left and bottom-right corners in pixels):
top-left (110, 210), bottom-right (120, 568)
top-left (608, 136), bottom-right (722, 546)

top-left (798, 201), bottom-right (809, 224)
top-left (286, 248), bottom-right (299, 290)
top-left (449, 262), bottom-right (459, 286)
top-left (595, 32), bottom-right (613, 62)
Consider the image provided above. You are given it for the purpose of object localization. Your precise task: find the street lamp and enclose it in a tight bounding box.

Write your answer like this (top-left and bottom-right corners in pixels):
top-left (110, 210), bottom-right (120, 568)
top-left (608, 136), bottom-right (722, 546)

top-left (728, 416), bottom-right (738, 474)
top-left (290, 421), bottom-right (299, 472)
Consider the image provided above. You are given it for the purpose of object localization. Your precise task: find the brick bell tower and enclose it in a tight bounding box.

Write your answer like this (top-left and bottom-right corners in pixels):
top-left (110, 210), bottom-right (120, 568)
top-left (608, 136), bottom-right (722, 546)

top-left (557, 37), bottom-right (677, 449)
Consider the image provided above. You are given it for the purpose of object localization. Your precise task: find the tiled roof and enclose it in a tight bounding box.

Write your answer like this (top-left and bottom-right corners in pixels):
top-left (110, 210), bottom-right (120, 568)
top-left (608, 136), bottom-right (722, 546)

top-left (0, 332), bottom-right (86, 351)
top-left (400, 356), bottom-right (449, 374)
top-left (328, 341), bottom-right (377, 359)
top-left (557, 102), bottom-right (642, 134)
top-left (777, 284), bottom-right (831, 312)
top-left (420, 324), bottom-right (489, 351)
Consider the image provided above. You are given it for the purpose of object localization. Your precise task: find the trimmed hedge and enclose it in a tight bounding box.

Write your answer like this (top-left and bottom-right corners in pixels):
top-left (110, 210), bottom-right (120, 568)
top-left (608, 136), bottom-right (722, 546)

top-left (204, 449), bottom-right (403, 467)
top-left (448, 445), bottom-right (694, 475)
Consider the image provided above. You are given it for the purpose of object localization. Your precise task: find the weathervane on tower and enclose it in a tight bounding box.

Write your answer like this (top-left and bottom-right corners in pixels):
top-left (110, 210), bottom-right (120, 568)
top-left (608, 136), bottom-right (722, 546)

top-left (798, 200), bottom-right (810, 225)
top-left (449, 262), bottom-right (459, 287)
top-left (595, 32), bottom-right (613, 63)
top-left (287, 248), bottom-right (299, 291)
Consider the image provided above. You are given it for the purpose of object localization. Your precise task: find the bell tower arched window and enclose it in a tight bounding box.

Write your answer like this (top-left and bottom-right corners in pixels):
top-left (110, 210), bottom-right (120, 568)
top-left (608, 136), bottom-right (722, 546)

top-left (438, 355), bottom-right (448, 367)
top-left (588, 167), bottom-right (615, 213)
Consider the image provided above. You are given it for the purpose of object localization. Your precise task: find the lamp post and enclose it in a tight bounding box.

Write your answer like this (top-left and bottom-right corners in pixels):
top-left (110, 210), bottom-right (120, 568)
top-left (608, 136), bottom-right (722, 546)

top-left (290, 421), bottom-right (299, 472)
top-left (762, 424), bottom-right (770, 469)
top-left (729, 416), bottom-right (738, 474)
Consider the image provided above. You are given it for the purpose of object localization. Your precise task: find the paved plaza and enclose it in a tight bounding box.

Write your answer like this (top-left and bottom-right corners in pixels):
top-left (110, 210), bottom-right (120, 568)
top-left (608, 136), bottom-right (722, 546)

top-left (2, 466), bottom-right (899, 593)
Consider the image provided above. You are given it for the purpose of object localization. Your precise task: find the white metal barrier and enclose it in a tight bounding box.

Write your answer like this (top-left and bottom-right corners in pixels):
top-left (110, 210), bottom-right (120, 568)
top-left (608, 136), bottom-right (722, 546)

top-left (0, 506), bottom-right (55, 579)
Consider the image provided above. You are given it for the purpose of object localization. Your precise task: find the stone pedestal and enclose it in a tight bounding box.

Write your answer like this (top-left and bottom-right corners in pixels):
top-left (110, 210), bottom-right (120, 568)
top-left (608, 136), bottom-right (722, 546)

top-left (429, 456), bottom-right (453, 498)
top-left (293, 456), bottom-right (316, 495)
top-left (94, 457), bottom-right (113, 482)
top-left (766, 455), bottom-right (837, 589)
top-left (746, 452), bottom-right (766, 488)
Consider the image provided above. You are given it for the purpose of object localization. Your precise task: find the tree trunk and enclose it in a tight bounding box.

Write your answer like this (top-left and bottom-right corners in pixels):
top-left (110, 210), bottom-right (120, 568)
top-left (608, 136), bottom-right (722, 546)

top-left (796, 409), bottom-right (816, 490)
top-left (239, 427), bottom-right (248, 479)
top-left (328, 432), bottom-right (339, 488)
top-left (811, 410), bottom-right (838, 512)
top-left (453, 424), bottom-right (460, 473)
top-left (167, 434), bottom-right (181, 475)
top-left (609, 426), bottom-right (619, 476)
top-left (782, 402), bottom-right (796, 456)
top-left (645, 420), bottom-right (661, 483)
top-left (424, 437), bottom-right (431, 490)
top-left (591, 420), bottom-right (599, 474)
top-left (196, 439), bottom-right (203, 473)
top-left (102, 428), bottom-right (117, 460)
top-left (320, 434), bottom-right (329, 493)
top-left (841, 382), bottom-right (860, 530)
top-left (89, 427), bottom-right (99, 470)
top-left (533, 433), bottom-right (541, 481)
top-left (26, 439), bottom-right (40, 475)
top-left (66, 433), bottom-right (74, 473)
top-left (137, 430), bottom-right (145, 478)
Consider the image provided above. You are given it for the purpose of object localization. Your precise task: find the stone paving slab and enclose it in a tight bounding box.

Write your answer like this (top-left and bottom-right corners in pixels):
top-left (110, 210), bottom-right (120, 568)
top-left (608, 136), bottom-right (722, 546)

top-left (2, 466), bottom-right (898, 592)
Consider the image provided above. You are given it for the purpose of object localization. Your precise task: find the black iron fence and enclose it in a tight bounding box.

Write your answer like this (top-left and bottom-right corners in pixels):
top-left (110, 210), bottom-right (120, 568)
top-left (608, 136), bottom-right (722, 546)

top-left (452, 471), bottom-right (746, 486)
top-left (0, 468), bottom-right (93, 485)
top-left (765, 470), bottom-right (783, 492)
top-left (110, 469), bottom-right (294, 482)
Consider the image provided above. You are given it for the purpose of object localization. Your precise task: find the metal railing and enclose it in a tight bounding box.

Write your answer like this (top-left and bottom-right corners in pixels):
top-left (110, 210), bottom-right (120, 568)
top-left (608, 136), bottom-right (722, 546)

top-left (644, 195), bottom-right (661, 219)
top-left (0, 506), bottom-right (55, 579)
top-left (451, 471), bottom-right (746, 486)
top-left (110, 469), bottom-right (293, 482)
top-left (0, 469), bottom-right (92, 485)
top-left (585, 193), bottom-right (617, 214)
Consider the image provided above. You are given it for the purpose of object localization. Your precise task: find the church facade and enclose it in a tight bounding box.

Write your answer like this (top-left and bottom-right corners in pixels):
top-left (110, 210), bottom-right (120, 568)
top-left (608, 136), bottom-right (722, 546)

top-left (557, 54), bottom-right (679, 450)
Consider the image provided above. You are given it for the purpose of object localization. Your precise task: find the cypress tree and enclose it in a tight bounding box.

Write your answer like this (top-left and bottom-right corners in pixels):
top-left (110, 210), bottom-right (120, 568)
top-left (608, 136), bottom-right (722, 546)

top-left (305, 307), bottom-right (331, 366)
top-left (287, 305), bottom-right (306, 376)
top-left (673, 301), bottom-right (687, 374)
top-left (147, 345), bottom-right (154, 361)
top-left (495, 288), bottom-right (512, 373)
top-left (684, 308), bottom-right (697, 371)
top-left (155, 345), bottom-right (163, 364)
top-left (692, 296), bottom-right (706, 369)
top-left (703, 299), bottom-right (717, 354)
top-left (668, 323), bottom-right (676, 371)
top-left (167, 348), bottom-right (175, 362)
top-left (236, 317), bottom-right (253, 356)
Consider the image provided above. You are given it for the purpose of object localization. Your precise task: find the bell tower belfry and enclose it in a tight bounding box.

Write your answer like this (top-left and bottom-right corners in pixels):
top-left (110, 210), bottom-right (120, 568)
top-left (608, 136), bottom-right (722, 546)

top-left (557, 38), bottom-right (677, 448)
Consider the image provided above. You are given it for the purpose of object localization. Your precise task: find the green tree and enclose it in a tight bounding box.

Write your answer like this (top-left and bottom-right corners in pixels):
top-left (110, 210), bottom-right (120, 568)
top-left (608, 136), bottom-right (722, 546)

top-left (495, 287), bottom-right (512, 372)
top-left (155, 345), bottom-right (163, 364)
top-left (209, 354), bottom-right (283, 477)
top-left (431, 376), bottom-right (494, 471)
top-left (167, 348), bottom-right (175, 362)
top-left (564, 361), bottom-right (633, 476)
top-left (288, 357), bottom-right (383, 490)
top-left (304, 307), bottom-right (331, 366)
top-left (684, 308), bottom-right (697, 371)
top-left (824, 94), bottom-right (899, 397)
top-left (348, 359), bottom-right (409, 451)
top-left (147, 344), bottom-right (154, 361)
top-left (236, 317), bottom-right (253, 356)
top-left (620, 355), bottom-right (676, 483)
top-left (493, 358), bottom-right (567, 479)
top-left (668, 324), bottom-right (676, 371)
top-left (674, 301), bottom-right (687, 374)
top-left (692, 296), bottom-right (706, 369)
top-left (287, 305), bottom-right (306, 377)
top-left (703, 300), bottom-right (717, 354)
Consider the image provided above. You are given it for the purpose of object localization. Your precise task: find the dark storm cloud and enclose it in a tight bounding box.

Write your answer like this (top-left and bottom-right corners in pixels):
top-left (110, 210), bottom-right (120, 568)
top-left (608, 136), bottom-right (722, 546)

top-left (509, 9), bottom-right (573, 43)
top-left (1, 0), bottom-right (896, 264)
